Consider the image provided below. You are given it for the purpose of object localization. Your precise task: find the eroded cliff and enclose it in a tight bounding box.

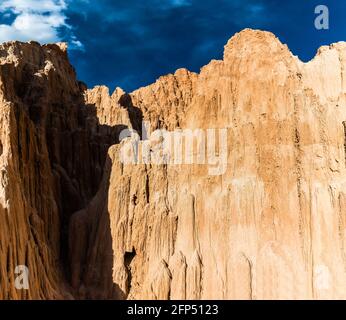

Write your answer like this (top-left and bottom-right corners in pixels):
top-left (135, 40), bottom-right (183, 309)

top-left (1, 29), bottom-right (346, 299)
top-left (0, 41), bottom-right (131, 299)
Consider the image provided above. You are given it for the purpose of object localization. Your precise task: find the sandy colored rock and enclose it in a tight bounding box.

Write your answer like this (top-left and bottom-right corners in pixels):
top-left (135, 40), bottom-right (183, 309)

top-left (80, 29), bottom-right (346, 300)
top-left (1, 29), bottom-right (346, 299)
top-left (0, 40), bottom-right (128, 299)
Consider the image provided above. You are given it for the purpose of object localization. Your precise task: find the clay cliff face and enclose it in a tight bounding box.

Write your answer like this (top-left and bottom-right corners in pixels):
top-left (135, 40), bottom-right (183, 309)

top-left (1, 29), bottom-right (346, 299)
top-left (0, 41), bottom-right (128, 299)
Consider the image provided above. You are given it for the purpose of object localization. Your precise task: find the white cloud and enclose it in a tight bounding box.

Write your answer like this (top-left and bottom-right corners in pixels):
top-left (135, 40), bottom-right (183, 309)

top-left (0, 0), bottom-right (83, 50)
top-left (0, 0), bottom-right (67, 14)
top-left (70, 35), bottom-right (84, 51)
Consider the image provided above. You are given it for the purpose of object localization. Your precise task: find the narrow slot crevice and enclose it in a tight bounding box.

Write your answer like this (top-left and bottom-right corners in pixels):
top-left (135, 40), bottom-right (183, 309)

top-left (124, 248), bottom-right (136, 297)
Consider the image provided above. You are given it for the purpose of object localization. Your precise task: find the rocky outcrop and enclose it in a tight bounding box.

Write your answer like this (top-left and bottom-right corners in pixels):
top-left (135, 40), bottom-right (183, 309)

top-left (0, 41), bottom-right (129, 299)
top-left (77, 29), bottom-right (346, 300)
top-left (1, 29), bottom-right (346, 299)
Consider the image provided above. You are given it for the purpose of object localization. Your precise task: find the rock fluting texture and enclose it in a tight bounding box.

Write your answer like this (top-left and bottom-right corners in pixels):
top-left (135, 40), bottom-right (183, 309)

top-left (1, 29), bottom-right (346, 299)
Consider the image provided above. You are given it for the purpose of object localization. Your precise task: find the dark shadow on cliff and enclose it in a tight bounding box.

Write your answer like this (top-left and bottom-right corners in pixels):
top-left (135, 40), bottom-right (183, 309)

top-left (118, 92), bottom-right (144, 137)
top-left (39, 82), bottom-right (143, 298)
top-left (68, 153), bottom-right (126, 299)
top-left (0, 44), bottom-right (144, 299)
top-left (55, 91), bottom-right (143, 299)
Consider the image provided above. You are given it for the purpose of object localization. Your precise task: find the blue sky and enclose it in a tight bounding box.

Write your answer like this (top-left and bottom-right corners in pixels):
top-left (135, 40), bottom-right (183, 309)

top-left (0, 0), bottom-right (345, 92)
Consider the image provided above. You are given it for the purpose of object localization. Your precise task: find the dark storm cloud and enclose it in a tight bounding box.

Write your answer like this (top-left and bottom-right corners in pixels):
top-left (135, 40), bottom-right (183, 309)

top-left (63, 0), bottom-right (345, 92)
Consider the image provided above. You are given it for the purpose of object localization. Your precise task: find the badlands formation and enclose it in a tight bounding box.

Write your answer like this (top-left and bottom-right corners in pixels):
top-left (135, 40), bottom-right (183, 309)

top-left (0, 29), bottom-right (346, 299)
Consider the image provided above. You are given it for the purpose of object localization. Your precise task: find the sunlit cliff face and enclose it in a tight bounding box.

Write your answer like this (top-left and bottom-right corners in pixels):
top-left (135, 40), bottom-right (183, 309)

top-left (1, 29), bottom-right (346, 299)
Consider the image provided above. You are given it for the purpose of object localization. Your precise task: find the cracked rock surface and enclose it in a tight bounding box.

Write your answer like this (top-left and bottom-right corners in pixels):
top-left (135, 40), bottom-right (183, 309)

top-left (1, 29), bottom-right (346, 299)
